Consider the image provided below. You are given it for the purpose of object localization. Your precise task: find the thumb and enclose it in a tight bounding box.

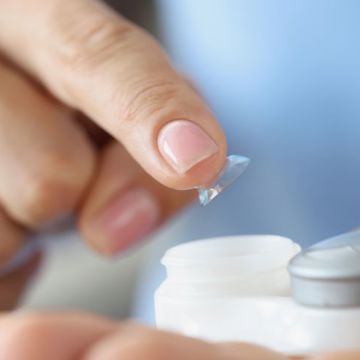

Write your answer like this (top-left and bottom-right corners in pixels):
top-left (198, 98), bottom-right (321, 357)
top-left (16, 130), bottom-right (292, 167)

top-left (0, 0), bottom-right (227, 190)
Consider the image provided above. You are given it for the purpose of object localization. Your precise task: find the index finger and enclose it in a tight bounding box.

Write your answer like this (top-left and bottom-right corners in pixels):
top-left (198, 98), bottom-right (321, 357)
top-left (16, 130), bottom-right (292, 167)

top-left (0, 0), bottom-right (227, 190)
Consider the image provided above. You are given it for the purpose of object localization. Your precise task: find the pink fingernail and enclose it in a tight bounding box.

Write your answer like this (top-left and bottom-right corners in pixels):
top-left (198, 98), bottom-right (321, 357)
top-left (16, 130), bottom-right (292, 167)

top-left (158, 120), bottom-right (219, 174)
top-left (92, 188), bottom-right (160, 255)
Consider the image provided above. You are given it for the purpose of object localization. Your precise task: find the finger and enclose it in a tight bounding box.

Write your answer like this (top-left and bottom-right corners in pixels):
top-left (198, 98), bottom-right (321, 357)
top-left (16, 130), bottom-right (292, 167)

top-left (0, 207), bottom-right (42, 310)
top-left (79, 142), bottom-right (195, 256)
top-left (309, 352), bottom-right (360, 360)
top-left (0, 313), bottom-right (288, 360)
top-left (216, 342), bottom-right (289, 360)
top-left (0, 60), bottom-right (96, 227)
top-left (86, 323), bottom-right (287, 360)
top-left (0, 0), bottom-right (227, 190)
top-left (0, 208), bottom-right (27, 269)
top-left (0, 251), bottom-right (41, 311)
top-left (76, 112), bottom-right (112, 149)
top-left (0, 312), bottom-right (116, 360)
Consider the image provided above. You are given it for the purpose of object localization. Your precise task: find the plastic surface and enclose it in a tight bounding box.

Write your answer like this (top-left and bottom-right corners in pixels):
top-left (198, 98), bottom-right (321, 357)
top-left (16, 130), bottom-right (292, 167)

top-left (289, 230), bottom-right (360, 307)
top-left (160, 235), bottom-right (300, 296)
top-left (197, 155), bottom-right (250, 206)
top-left (156, 296), bottom-right (360, 356)
top-left (155, 235), bottom-right (360, 356)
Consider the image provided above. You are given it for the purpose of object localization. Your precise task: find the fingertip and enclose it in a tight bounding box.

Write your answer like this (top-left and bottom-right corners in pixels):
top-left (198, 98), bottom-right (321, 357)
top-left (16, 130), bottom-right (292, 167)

top-left (157, 119), bottom-right (219, 174)
top-left (81, 187), bottom-right (161, 256)
top-left (78, 143), bottom-right (163, 257)
top-left (151, 117), bottom-right (227, 190)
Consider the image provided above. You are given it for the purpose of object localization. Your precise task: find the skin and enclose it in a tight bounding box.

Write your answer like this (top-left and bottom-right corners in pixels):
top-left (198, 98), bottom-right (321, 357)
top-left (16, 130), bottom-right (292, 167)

top-left (0, 0), bottom-right (222, 305)
top-left (0, 311), bottom-right (356, 360)
top-left (0, 0), bottom-right (357, 358)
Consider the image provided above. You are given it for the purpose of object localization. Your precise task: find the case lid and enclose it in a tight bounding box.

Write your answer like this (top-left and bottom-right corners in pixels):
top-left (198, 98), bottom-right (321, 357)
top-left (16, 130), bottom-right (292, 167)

top-left (288, 230), bottom-right (360, 307)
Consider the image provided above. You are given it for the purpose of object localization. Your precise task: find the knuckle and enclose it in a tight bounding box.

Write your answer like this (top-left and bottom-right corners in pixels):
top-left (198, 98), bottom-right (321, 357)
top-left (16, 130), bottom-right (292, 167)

top-left (51, 2), bottom-right (133, 71)
top-left (20, 153), bottom-right (84, 225)
top-left (116, 78), bottom-right (181, 129)
top-left (23, 176), bottom-right (63, 223)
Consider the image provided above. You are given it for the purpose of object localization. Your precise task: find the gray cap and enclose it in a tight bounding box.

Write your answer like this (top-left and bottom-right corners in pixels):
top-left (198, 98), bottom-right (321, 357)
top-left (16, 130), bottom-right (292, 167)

top-left (288, 230), bottom-right (360, 308)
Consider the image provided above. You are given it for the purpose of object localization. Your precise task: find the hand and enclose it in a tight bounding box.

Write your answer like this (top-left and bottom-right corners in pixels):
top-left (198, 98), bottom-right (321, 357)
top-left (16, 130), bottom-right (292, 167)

top-left (0, 0), bottom-right (227, 308)
top-left (309, 353), bottom-right (360, 360)
top-left (0, 311), bottom-right (288, 360)
top-left (0, 311), bottom-right (358, 360)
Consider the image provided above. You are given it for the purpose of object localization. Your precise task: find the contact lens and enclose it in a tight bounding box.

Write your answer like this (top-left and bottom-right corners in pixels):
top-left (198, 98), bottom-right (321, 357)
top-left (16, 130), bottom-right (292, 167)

top-left (197, 155), bottom-right (250, 206)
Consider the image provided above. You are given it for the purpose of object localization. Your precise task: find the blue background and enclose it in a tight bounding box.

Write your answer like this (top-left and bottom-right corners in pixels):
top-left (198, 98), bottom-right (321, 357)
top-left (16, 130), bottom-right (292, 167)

top-left (134, 0), bottom-right (360, 323)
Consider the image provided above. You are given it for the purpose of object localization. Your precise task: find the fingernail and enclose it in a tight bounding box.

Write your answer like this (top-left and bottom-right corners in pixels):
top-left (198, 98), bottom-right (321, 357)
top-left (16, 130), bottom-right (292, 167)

top-left (158, 120), bottom-right (219, 174)
top-left (92, 188), bottom-right (160, 255)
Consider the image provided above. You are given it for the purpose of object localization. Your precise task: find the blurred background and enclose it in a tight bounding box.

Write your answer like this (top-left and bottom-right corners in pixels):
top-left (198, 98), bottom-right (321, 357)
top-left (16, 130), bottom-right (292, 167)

top-left (22, 0), bottom-right (360, 324)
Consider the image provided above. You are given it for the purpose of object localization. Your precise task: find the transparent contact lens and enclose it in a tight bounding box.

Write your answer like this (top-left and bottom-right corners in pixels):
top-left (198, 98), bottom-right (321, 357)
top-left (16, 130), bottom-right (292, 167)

top-left (197, 155), bottom-right (250, 206)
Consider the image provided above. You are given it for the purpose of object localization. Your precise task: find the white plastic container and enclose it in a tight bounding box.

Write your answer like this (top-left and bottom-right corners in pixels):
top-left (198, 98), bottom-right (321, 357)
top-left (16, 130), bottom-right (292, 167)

top-left (155, 235), bottom-right (360, 357)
